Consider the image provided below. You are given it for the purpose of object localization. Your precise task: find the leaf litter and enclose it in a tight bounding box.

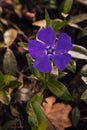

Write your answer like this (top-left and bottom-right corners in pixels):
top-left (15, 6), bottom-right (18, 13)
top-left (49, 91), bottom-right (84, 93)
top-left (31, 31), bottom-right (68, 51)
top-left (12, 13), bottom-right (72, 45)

top-left (43, 96), bottom-right (72, 130)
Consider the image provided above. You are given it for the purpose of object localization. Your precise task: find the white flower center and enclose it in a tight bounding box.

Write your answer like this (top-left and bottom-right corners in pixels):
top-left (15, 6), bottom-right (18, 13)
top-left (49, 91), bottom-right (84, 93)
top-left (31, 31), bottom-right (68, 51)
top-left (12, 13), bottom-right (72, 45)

top-left (45, 46), bottom-right (55, 56)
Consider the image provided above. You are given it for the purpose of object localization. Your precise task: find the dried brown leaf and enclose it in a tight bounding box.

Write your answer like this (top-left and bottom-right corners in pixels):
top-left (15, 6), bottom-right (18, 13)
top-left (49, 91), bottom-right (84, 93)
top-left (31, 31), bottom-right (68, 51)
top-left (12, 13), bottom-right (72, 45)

top-left (43, 96), bottom-right (72, 130)
top-left (23, 10), bottom-right (36, 22)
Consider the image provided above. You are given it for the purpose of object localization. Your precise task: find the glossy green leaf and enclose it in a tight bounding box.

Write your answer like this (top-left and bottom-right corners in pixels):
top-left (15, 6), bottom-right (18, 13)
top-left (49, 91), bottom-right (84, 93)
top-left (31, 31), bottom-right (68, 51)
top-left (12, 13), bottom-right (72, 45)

top-left (80, 90), bottom-right (87, 103)
top-left (66, 60), bottom-right (76, 73)
top-left (31, 92), bottom-right (43, 104)
top-left (0, 73), bottom-right (17, 89)
top-left (7, 80), bottom-right (22, 89)
top-left (53, 21), bottom-right (67, 31)
top-left (4, 29), bottom-right (17, 46)
top-left (60, 0), bottom-right (73, 14)
top-left (3, 48), bottom-right (17, 75)
top-left (26, 101), bottom-right (47, 128)
top-left (0, 90), bottom-right (11, 105)
top-left (0, 72), bottom-right (4, 89)
top-left (32, 121), bottom-right (47, 130)
top-left (38, 121), bottom-right (48, 130)
top-left (71, 107), bottom-right (80, 127)
top-left (69, 44), bottom-right (87, 60)
top-left (68, 13), bottom-right (87, 24)
top-left (10, 106), bottom-right (20, 117)
top-left (32, 18), bottom-right (67, 30)
top-left (2, 119), bottom-right (18, 130)
top-left (77, 27), bottom-right (87, 39)
top-left (4, 75), bottom-right (16, 86)
top-left (47, 79), bottom-right (72, 101)
top-left (45, 9), bottom-right (51, 27)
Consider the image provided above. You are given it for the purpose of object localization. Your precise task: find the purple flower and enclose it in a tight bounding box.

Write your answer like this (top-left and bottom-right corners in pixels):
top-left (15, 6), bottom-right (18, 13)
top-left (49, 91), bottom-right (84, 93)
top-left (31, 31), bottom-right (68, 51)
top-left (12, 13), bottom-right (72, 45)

top-left (28, 27), bottom-right (73, 73)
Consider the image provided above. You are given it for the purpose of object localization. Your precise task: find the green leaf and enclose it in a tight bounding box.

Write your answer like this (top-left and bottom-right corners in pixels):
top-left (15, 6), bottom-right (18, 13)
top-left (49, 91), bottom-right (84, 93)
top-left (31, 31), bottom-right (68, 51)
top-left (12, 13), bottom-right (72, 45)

top-left (4, 29), bottom-right (17, 47)
top-left (4, 75), bottom-right (16, 86)
top-left (32, 121), bottom-right (47, 130)
top-left (7, 80), bottom-right (22, 89)
top-left (3, 48), bottom-right (17, 75)
top-left (10, 106), bottom-right (20, 117)
top-left (38, 121), bottom-right (48, 130)
top-left (69, 44), bottom-right (87, 60)
top-left (71, 107), bottom-right (80, 127)
top-left (0, 90), bottom-right (11, 105)
top-left (66, 60), bottom-right (76, 73)
top-left (47, 79), bottom-right (72, 101)
top-left (52, 21), bottom-right (67, 31)
top-left (13, 0), bottom-right (20, 3)
top-left (2, 119), bottom-right (18, 130)
top-left (31, 92), bottom-right (43, 104)
top-left (80, 90), bottom-right (87, 103)
top-left (18, 42), bottom-right (28, 50)
top-left (26, 101), bottom-right (47, 128)
top-left (68, 13), bottom-right (87, 24)
top-left (60, 0), bottom-right (73, 14)
top-left (45, 9), bottom-right (51, 27)
top-left (77, 27), bottom-right (87, 39)
top-left (0, 72), bottom-right (4, 89)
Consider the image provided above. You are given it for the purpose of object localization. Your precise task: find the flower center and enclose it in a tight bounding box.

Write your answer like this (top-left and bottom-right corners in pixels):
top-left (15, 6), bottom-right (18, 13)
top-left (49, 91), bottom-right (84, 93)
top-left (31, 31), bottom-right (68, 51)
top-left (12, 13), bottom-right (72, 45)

top-left (45, 46), bottom-right (55, 56)
top-left (47, 48), bottom-right (53, 54)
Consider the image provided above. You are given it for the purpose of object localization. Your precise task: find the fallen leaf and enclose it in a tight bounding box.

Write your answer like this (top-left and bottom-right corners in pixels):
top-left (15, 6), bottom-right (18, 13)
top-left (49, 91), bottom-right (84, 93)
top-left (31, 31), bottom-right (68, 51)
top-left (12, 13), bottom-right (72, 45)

top-left (23, 10), bottom-right (36, 21)
top-left (43, 96), bottom-right (72, 130)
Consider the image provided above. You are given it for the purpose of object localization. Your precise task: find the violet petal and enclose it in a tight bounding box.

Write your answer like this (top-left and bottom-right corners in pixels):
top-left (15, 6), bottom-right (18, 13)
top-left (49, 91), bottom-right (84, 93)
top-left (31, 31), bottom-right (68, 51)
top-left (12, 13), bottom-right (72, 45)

top-left (37, 27), bottom-right (56, 45)
top-left (52, 53), bottom-right (71, 71)
top-left (56, 33), bottom-right (73, 53)
top-left (33, 54), bottom-right (52, 73)
top-left (28, 40), bottom-right (46, 58)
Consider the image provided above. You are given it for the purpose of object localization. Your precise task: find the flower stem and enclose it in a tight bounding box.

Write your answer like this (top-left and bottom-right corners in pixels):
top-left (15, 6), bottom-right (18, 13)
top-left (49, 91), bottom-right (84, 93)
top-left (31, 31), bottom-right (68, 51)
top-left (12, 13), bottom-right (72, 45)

top-left (43, 73), bottom-right (49, 91)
